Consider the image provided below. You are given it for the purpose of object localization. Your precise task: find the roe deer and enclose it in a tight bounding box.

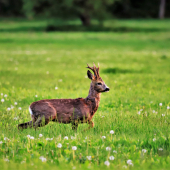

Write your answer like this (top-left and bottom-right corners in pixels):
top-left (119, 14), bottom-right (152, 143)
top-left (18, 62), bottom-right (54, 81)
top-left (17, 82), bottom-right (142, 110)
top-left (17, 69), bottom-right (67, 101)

top-left (18, 63), bottom-right (110, 130)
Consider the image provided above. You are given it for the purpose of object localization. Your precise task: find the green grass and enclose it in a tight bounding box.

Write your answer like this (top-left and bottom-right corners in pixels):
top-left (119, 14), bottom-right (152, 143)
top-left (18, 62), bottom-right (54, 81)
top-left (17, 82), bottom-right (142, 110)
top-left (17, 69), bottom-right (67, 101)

top-left (0, 19), bottom-right (170, 170)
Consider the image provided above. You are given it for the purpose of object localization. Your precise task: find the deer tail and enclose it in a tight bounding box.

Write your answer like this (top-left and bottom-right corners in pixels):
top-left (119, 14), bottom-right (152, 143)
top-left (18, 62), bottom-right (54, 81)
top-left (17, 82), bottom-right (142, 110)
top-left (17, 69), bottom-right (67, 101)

top-left (18, 121), bottom-right (34, 129)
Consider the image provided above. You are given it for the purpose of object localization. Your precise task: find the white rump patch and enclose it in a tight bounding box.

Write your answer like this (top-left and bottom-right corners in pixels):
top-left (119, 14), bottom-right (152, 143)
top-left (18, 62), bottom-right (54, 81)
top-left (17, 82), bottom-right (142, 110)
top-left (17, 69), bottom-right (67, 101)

top-left (29, 106), bottom-right (33, 115)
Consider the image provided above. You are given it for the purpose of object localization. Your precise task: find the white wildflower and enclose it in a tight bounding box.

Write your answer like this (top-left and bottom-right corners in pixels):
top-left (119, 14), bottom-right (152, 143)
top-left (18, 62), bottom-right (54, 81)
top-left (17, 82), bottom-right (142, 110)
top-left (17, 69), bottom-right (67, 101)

top-left (64, 136), bottom-right (68, 140)
top-left (4, 137), bottom-right (8, 141)
top-left (142, 149), bottom-right (147, 153)
top-left (1, 93), bottom-right (3, 96)
top-left (39, 134), bottom-right (43, 138)
top-left (30, 136), bottom-right (34, 140)
top-left (113, 150), bottom-right (117, 153)
top-left (106, 147), bottom-right (111, 151)
top-left (162, 114), bottom-right (165, 116)
top-left (13, 117), bottom-right (18, 120)
top-left (109, 156), bottom-right (115, 160)
top-left (55, 87), bottom-right (58, 90)
top-left (101, 136), bottom-right (106, 139)
top-left (158, 148), bottom-right (163, 151)
top-left (152, 110), bottom-right (156, 113)
top-left (18, 107), bottom-right (22, 110)
top-left (127, 160), bottom-right (132, 164)
top-left (27, 135), bottom-right (31, 138)
top-left (137, 111), bottom-right (141, 115)
top-left (129, 162), bottom-right (134, 166)
top-left (57, 143), bottom-right (62, 148)
top-left (11, 105), bottom-right (14, 109)
top-left (104, 161), bottom-right (110, 166)
top-left (4, 94), bottom-right (7, 98)
top-left (86, 156), bottom-right (92, 160)
top-left (0, 141), bottom-right (3, 144)
top-left (167, 106), bottom-right (170, 109)
top-left (14, 102), bottom-right (17, 105)
top-left (110, 130), bottom-right (114, 134)
top-left (7, 107), bottom-right (11, 111)
top-left (71, 136), bottom-right (75, 140)
top-left (4, 158), bottom-right (9, 162)
top-left (153, 138), bottom-right (156, 142)
top-left (159, 103), bottom-right (162, 106)
top-left (39, 156), bottom-right (47, 162)
top-left (1, 99), bottom-right (4, 102)
top-left (72, 146), bottom-right (77, 150)
top-left (35, 95), bottom-right (38, 97)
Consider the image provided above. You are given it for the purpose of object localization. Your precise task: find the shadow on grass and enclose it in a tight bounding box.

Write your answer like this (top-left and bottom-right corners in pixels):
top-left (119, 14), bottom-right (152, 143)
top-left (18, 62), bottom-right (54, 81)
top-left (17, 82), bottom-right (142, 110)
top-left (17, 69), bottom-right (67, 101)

top-left (103, 68), bottom-right (143, 74)
top-left (0, 25), bottom-right (169, 32)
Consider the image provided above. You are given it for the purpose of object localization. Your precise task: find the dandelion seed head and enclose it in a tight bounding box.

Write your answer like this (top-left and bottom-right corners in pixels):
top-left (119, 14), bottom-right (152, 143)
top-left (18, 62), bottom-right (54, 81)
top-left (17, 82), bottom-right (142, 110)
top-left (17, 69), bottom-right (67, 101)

top-left (142, 149), bottom-right (147, 153)
top-left (39, 134), bottom-right (43, 138)
top-left (101, 136), bottom-right (106, 139)
top-left (13, 117), bottom-right (18, 120)
top-left (167, 106), bottom-right (170, 109)
top-left (113, 150), bottom-right (117, 153)
top-left (30, 136), bottom-right (34, 140)
top-left (86, 156), bottom-right (92, 160)
top-left (109, 156), bottom-right (115, 160)
top-left (110, 130), bottom-right (114, 134)
top-left (4, 158), bottom-right (9, 162)
top-left (4, 94), bottom-right (7, 98)
top-left (104, 161), bottom-right (110, 166)
top-left (72, 146), bottom-right (77, 150)
top-left (1, 99), bottom-right (4, 102)
top-left (153, 138), bottom-right (156, 142)
top-left (106, 147), bottom-right (111, 151)
top-left (27, 135), bottom-right (31, 138)
top-left (1, 93), bottom-right (3, 96)
top-left (159, 103), bottom-right (162, 106)
top-left (39, 156), bottom-right (47, 162)
top-left (158, 148), bottom-right (163, 151)
top-left (55, 87), bottom-right (58, 90)
top-left (18, 107), bottom-right (22, 110)
top-left (14, 102), bottom-right (17, 105)
top-left (0, 141), bottom-right (3, 144)
top-left (35, 95), bottom-right (38, 97)
top-left (127, 160), bottom-right (132, 164)
top-left (57, 143), bottom-right (62, 148)
top-left (162, 114), bottom-right (165, 117)
top-left (64, 136), bottom-right (68, 140)
top-left (7, 107), bottom-right (11, 111)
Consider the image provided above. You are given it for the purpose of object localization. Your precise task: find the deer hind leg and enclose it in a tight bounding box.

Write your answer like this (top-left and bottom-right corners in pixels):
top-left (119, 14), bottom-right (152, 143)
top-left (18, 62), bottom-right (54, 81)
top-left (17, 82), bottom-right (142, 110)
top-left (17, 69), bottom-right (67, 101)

top-left (33, 116), bottom-right (50, 129)
top-left (72, 122), bottom-right (79, 131)
top-left (83, 121), bottom-right (94, 132)
top-left (18, 121), bottom-right (34, 129)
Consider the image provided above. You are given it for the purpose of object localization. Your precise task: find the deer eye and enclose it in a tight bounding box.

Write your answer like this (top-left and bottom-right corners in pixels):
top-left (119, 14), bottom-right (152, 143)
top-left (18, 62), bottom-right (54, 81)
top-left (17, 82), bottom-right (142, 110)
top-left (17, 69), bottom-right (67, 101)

top-left (97, 82), bottom-right (102, 85)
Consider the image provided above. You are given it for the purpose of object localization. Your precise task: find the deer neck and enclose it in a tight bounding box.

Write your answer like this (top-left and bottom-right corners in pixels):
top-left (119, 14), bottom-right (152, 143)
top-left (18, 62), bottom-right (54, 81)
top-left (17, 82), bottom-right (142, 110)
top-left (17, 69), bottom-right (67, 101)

top-left (87, 82), bottom-right (101, 105)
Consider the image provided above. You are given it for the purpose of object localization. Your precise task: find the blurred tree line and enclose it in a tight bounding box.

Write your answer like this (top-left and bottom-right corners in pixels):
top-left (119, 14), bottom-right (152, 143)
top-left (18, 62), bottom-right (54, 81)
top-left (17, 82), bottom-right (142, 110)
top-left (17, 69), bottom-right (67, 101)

top-left (0, 0), bottom-right (169, 25)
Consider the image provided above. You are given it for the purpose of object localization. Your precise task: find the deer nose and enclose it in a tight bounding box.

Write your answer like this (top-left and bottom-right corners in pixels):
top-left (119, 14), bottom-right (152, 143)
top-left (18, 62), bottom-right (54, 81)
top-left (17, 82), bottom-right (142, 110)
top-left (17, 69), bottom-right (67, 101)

top-left (105, 87), bottom-right (110, 92)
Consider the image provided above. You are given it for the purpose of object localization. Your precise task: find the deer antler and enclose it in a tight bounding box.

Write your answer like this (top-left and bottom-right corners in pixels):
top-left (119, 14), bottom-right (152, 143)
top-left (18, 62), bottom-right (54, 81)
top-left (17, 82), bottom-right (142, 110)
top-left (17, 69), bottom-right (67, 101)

top-left (86, 63), bottom-right (100, 78)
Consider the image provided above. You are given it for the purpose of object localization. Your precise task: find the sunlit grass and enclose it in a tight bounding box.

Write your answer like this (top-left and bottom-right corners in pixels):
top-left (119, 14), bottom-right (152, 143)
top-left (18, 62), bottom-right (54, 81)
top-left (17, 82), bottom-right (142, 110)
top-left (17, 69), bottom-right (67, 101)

top-left (0, 19), bottom-right (170, 170)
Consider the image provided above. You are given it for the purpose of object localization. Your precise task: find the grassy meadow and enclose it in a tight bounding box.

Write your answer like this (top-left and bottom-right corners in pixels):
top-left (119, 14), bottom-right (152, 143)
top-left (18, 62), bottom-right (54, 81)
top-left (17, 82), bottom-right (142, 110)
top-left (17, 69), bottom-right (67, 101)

top-left (0, 19), bottom-right (170, 170)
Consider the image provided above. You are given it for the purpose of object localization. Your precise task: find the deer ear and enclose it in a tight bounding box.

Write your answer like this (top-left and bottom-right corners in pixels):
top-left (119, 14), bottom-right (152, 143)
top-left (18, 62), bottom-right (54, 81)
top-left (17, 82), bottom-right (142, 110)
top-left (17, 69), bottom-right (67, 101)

top-left (87, 70), bottom-right (93, 80)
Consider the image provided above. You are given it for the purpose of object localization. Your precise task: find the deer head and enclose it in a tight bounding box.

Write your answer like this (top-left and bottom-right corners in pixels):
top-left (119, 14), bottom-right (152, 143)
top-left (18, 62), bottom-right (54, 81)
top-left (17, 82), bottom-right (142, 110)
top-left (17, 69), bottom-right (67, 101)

top-left (87, 63), bottom-right (110, 93)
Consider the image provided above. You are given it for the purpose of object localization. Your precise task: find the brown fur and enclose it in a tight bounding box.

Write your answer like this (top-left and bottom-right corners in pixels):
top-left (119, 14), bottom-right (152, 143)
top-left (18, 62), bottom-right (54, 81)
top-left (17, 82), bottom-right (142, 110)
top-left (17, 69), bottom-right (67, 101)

top-left (18, 64), bottom-right (109, 130)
